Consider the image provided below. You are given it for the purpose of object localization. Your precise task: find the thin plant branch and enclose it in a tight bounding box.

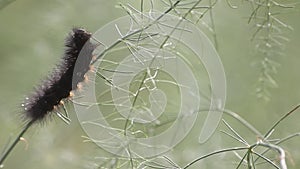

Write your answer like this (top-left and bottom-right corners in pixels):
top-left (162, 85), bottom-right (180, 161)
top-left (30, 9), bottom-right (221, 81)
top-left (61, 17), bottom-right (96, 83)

top-left (0, 120), bottom-right (34, 166)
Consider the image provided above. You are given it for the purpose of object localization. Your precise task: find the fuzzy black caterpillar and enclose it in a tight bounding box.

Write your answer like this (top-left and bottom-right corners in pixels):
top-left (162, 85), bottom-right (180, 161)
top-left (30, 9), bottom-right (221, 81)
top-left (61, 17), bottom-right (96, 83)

top-left (0, 28), bottom-right (97, 166)
top-left (22, 28), bottom-right (95, 123)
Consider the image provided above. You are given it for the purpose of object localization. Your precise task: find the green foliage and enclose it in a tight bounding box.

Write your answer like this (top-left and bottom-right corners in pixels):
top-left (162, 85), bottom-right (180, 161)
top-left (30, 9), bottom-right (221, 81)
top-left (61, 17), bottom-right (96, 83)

top-left (244, 0), bottom-right (296, 100)
top-left (0, 0), bottom-right (299, 169)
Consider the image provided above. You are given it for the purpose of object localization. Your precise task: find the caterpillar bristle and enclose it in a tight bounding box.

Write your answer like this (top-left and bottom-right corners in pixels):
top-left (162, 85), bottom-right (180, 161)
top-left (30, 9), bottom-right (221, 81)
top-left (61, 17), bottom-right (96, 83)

top-left (22, 28), bottom-right (95, 123)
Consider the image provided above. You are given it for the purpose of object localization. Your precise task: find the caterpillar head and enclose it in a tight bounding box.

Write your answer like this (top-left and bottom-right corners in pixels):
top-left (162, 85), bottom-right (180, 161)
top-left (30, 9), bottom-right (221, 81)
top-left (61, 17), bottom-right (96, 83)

top-left (72, 28), bottom-right (92, 49)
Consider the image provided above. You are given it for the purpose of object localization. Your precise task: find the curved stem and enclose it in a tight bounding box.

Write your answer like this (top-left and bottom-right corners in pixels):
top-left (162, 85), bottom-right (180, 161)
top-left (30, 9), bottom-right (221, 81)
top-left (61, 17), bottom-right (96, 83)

top-left (182, 147), bottom-right (248, 169)
top-left (0, 120), bottom-right (34, 166)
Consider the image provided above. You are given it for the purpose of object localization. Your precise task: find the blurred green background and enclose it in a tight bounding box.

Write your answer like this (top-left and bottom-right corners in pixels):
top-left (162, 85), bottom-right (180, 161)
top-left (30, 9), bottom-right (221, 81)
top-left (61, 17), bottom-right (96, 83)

top-left (0, 0), bottom-right (299, 168)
